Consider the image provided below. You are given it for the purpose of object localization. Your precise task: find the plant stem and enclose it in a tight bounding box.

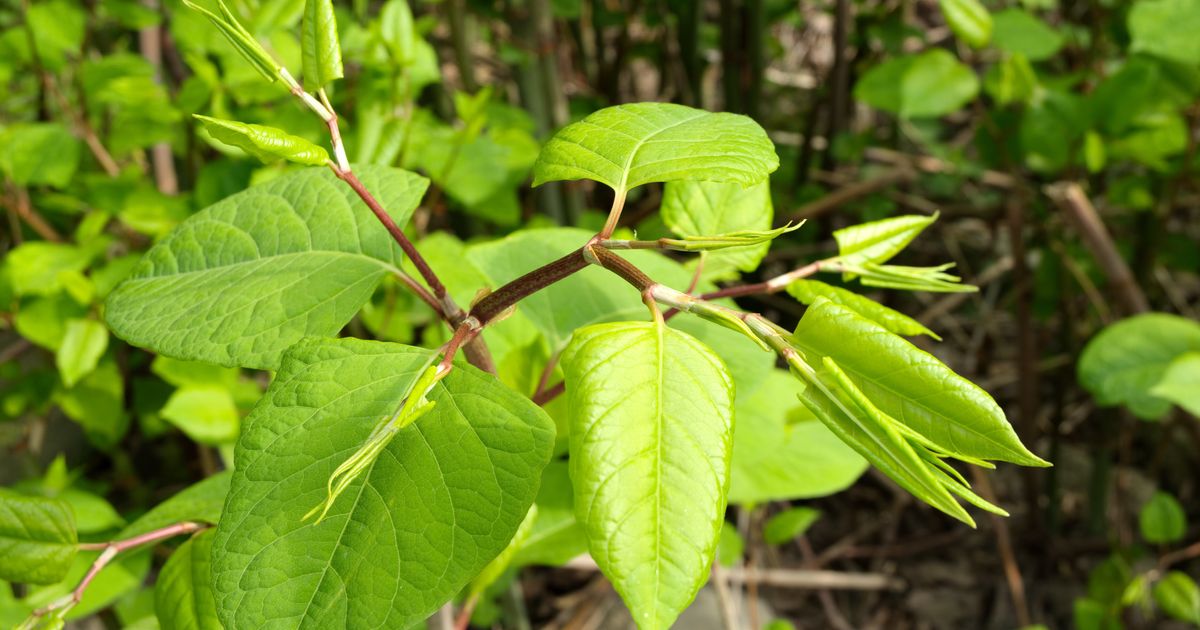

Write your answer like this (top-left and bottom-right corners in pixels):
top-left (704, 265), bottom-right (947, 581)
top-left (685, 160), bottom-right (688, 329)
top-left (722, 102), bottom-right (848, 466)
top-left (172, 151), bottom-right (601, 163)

top-left (699, 260), bottom-right (823, 300)
top-left (470, 248), bottom-right (590, 325)
top-left (26, 522), bottom-right (208, 625)
top-left (598, 188), bottom-right (627, 239)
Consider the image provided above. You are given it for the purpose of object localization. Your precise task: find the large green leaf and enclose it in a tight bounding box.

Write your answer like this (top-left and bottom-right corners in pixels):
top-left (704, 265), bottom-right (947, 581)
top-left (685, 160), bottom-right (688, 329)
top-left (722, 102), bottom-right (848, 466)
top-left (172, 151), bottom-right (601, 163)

top-left (211, 338), bottom-right (554, 629)
top-left (0, 489), bottom-right (77, 585)
top-left (467, 227), bottom-right (704, 351)
top-left (661, 180), bottom-right (774, 273)
top-left (301, 0), bottom-right (343, 90)
top-left (729, 369), bottom-right (866, 504)
top-left (1129, 0), bottom-right (1200, 65)
top-left (855, 50), bottom-right (979, 119)
top-left (791, 299), bottom-right (1047, 466)
top-left (1078, 314), bottom-right (1200, 420)
top-left (105, 166), bottom-right (429, 370)
top-left (156, 530), bottom-right (222, 630)
top-left (532, 103), bottom-right (778, 193)
top-left (562, 321), bottom-right (734, 630)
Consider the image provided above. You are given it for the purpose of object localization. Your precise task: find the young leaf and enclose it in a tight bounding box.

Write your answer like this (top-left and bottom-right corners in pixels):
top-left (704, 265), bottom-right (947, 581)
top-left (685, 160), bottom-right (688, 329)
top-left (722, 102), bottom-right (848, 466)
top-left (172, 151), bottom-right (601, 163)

top-left (301, 0), bottom-right (343, 90)
top-left (661, 180), bottom-right (775, 272)
top-left (194, 115), bottom-right (329, 166)
top-left (763, 507), bottom-right (821, 545)
top-left (56, 319), bottom-right (109, 388)
top-left (791, 299), bottom-right (1048, 467)
top-left (1078, 313), bottom-right (1200, 420)
top-left (0, 489), bottom-right (77, 585)
top-left (729, 369), bottom-right (866, 504)
top-left (533, 103), bottom-right (778, 193)
top-left (793, 356), bottom-right (974, 524)
top-left (1154, 572), bottom-right (1200, 625)
top-left (786, 279), bottom-right (938, 339)
top-left (833, 214), bottom-right (938, 270)
top-left (160, 386), bottom-right (240, 445)
top-left (181, 0), bottom-right (280, 81)
top-left (562, 321), bottom-right (735, 630)
top-left (211, 338), bottom-right (554, 629)
top-left (939, 0), bottom-right (992, 48)
top-left (843, 262), bottom-right (977, 293)
top-left (1139, 491), bottom-right (1187, 544)
top-left (105, 166), bottom-right (428, 369)
top-left (156, 530), bottom-right (221, 630)
top-left (1151, 352), bottom-right (1200, 417)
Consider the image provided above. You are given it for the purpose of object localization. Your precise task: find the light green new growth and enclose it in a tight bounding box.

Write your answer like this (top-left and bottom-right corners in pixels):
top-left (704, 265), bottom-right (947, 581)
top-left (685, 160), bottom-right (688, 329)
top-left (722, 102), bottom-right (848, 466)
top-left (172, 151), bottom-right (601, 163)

top-left (194, 115), bottom-right (330, 166)
top-left (181, 0), bottom-right (280, 82)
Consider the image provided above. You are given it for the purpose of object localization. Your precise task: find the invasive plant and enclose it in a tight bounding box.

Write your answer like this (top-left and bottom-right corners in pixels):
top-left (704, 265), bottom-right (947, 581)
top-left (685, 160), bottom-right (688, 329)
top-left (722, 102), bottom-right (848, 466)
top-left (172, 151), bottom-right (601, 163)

top-left (0, 1), bottom-right (1055, 629)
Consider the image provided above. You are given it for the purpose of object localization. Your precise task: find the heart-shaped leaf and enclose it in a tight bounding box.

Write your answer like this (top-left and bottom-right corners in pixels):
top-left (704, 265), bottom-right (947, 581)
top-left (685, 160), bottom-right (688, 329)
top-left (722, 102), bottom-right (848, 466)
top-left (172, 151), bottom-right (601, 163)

top-left (105, 166), bottom-right (428, 370)
top-left (562, 321), bottom-right (734, 630)
top-left (211, 338), bottom-right (554, 629)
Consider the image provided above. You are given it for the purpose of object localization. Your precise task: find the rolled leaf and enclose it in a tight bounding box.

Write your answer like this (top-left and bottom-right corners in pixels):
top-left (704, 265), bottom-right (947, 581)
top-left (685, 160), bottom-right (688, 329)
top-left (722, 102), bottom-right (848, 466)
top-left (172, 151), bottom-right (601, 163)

top-left (195, 115), bottom-right (329, 166)
top-left (182, 0), bottom-right (279, 82)
top-left (786, 279), bottom-right (939, 339)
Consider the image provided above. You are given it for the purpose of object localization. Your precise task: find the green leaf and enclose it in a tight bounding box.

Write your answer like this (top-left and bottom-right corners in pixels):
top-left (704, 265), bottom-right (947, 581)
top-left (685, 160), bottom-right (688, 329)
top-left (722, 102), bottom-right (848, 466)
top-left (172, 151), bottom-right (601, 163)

top-left (105, 165), bottom-right (428, 369)
top-left (792, 299), bottom-right (1047, 467)
top-left (786, 280), bottom-right (938, 339)
top-left (844, 262), bottom-right (976, 293)
top-left (467, 227), bottom-right (707, 351)
top-left (1129, 0), bottom-right (1200, 65)
top-left (57, 359), bottom-right (129, 450)
top-left (1152, 352), bottom-right (1200, 417)
top-left (792, 356), bottom-right (974, 524)
top-left (469, 506), bottom-right (538, 598)
top-left (661, 180), bottom-right (775, 272)
top-left (302, 0), bottom-right (343, 90)
top-left (120, 472), bottom-right (232, 539)
top-left (763, 507), bottom-right (820, 545)
top-left (0, 124), bottom-right (81, 187)
top-left (160, 386), bottom-right (240, 445)
top-left (729, 369), bottom-right (866, 504)
top-left (0, 489), bottom-right (77, 585)
top-left (562, 321), bottom-right (734, 630)
top-left (939, 0), bottom-right (992, 48)
top-left (56, 319), bottom-right (109, 388)
top-left (833, 214), bottom-right (937, 270)
top-left (1078, 313), bottom-right (1200, 420)
top-left (1154, 571), bottom-right (1200, 625)
top-left (156, 530), bottom-right (221, 630)
top-left (194, 115), bottom-right (329, 165)
top-left (15, 294), bottom-right (88, 351)
top-left (6, 242), bottom-right (99, 297)
top-left (1139, 491), bottom-right (1187, 544)
top-left (991, 9), bottom-right (1065, 61)
top-left (379, 0), bottom-right (416, 65)
top-left (716, 523), bottom-right (743, 567)
top-left (532, 103), bottom-right (778, 194)
top-left (984, 53), bottom-right (1038, 106)
top-left (855, 50), bottom-right (979, 119)
top-left (182, 0), bottom-right (281, 82)
top-left (211, 338), bottom-right (554, 629)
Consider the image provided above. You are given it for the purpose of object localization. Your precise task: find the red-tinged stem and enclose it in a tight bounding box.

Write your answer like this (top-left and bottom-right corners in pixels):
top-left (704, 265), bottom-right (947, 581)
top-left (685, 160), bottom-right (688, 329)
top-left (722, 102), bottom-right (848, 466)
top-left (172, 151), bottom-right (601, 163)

top-left (470, 248), bottom-right (591, 325)
top-left (532, 381), bottom-right (565, 406)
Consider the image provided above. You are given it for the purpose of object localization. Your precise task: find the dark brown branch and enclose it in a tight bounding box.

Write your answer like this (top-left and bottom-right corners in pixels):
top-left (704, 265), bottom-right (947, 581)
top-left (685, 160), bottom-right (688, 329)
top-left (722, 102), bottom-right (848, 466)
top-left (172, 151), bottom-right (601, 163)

top-left (470, 249), bottom-right (590, 325)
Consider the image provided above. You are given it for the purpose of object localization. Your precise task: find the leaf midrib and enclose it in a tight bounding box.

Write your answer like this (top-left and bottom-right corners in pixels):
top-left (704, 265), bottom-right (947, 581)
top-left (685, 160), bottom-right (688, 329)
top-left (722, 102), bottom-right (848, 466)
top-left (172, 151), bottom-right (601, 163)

top-left (616, 111), bottom-right (709, 193)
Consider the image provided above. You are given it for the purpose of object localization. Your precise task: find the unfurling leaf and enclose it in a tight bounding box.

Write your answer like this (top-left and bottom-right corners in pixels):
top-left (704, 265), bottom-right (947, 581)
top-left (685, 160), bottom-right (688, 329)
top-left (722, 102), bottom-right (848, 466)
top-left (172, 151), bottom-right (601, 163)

top-left (533, 103), bottom-right (778, 195)
top-left (0, 489), bottom-right (78, 584)
top-left (661, 224), bottom-right (801, 253)
top-left (833, 213), bottom-right (938, 270)
top-left (786, 279), bottom-right (939, 339)
top-left (194, 115), bottom-right (329, 166)
top-left (302, 0), bottom-right (343, 90)
top-left (181, 0), bottom-right (280, 82)
top-left (661, 180), bottom-right (778, 272)
top-left (563, 321), bottom-right (734, 630)
top-left (841, 261), bottom-right (977, 293)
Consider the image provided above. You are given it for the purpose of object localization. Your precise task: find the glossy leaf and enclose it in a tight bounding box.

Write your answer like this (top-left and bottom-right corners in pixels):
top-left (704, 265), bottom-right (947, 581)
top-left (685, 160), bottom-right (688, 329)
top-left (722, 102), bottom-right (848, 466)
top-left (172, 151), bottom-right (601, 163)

top-left (1154, 572), bottom-right (1200, 625)
top-left (661, 180), bottom-right (774, 272)
top-left (1078, 313), bottom-right (1200, 420)
top-left (729, 369), bottom-right (866, 504)
top-left (763, 507), bottom-right (820, 545)
top-left (786, 280), bottom-right (937, 339)
top-left (211, 338), bottom-right (554, 629)
top-left (301, 0), bottom-right (343, 90)
top-left (1139, 491), bottom-right (1186, 544)
top-left (532, 103), bottom-right (778, 193)
top-left (562, 321), bottom-right (734, 630)
top-left (195, 115), bottom-right (329, 166)
top-left (105, 165), bottom-right (428, 369)
top-left (1128, 0), bottom-right (1200, 65)
top-left (939, 0), bottom-right (992, 48)
top-left (833, 214), bottom-right (937, 269)
top-left (56, 319), bottom-right (109, 388)
top-left (156, 530), bottom-right (221, 630)
top-left (0, 489), bottom-right (77, 585)
top-left (1151, 352), bottom-right (1200, 417)
top-left (792, 299), bottom-right (1047, 467)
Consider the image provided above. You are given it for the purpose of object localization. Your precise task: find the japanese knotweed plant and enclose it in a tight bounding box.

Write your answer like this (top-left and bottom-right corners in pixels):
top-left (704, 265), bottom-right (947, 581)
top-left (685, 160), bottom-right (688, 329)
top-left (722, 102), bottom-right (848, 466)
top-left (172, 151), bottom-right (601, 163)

top-left (2, 1), bottom-right (1048, 628)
